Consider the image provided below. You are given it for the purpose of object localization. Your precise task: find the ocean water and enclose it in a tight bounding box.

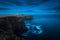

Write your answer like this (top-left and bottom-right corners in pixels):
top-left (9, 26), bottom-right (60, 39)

top-left (23, 15), bottom-right (60, 40)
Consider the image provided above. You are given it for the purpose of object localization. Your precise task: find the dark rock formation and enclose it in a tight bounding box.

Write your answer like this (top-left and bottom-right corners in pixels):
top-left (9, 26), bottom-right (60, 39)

top-left (0, 15), bottom-right (27, 40)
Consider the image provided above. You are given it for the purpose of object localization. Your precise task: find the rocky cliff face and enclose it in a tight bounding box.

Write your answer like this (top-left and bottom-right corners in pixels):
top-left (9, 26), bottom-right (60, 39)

top-left (0, 15), bottom-right (27, 40)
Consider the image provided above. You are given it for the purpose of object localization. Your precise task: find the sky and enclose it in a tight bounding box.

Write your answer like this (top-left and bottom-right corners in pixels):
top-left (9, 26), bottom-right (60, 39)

top-left (0, 0), bottom-right (60, 15)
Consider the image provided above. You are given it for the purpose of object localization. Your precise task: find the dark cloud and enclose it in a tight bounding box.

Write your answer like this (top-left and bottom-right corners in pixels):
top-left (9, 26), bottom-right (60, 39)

top-left (42, 6), bottom-right (60, 10)
top-left (0, 0), bottom-right (50, 6)
top-left (5, 0), bottom-right (22, 6)
top-left (25, 0), bottom-right (49, 6)
top-left (0, 1), bottom-right (12, 6)
top-left (52, 6), bottom-right (60, 10)
top-left (0, 8), bottom-right (10, 10)
top-left (41, 6), bottom-right (60, 15)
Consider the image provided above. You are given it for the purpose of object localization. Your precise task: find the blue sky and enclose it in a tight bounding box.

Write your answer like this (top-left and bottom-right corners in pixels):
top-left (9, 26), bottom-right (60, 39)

top-left (0, 0), bottom-right (60, 15)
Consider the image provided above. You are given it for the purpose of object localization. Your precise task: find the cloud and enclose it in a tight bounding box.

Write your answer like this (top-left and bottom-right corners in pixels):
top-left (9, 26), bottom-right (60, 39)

top-left (42, 6), bottom-right (60, 10)
top-left (0, 0), bottom-right (50, 6)
top-left (5, 0), bottom-right (22, 6)
top-left (25, 0), bottom-right (50, 6)
top-left (0, 8), bottom-right (10, 10)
